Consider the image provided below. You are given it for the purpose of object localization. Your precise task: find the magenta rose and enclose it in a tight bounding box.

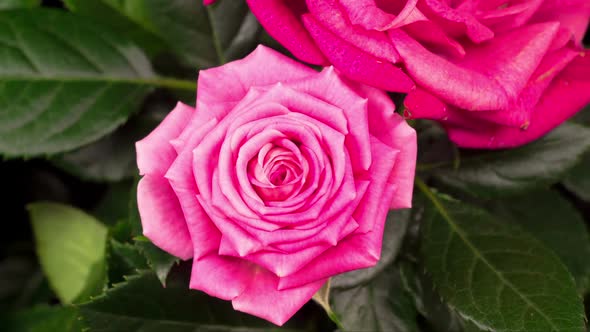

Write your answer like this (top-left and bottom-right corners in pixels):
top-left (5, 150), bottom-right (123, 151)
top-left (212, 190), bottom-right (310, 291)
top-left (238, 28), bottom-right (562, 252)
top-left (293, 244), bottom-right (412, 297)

top-left (135, 46), bottom-right (417, 325)
top-left (246, 0), bottom-right (590, 148)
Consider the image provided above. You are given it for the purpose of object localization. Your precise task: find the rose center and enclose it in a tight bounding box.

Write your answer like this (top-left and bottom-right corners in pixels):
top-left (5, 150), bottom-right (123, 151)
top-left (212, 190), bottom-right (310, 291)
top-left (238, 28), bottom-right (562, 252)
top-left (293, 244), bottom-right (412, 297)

top-left (247, 141), bottom-right (307, 202)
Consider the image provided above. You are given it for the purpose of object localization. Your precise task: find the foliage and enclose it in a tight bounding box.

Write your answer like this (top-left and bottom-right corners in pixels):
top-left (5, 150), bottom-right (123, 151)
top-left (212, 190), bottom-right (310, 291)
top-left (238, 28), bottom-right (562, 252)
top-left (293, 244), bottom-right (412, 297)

top-left (1, 1), bottom-right (589, 332)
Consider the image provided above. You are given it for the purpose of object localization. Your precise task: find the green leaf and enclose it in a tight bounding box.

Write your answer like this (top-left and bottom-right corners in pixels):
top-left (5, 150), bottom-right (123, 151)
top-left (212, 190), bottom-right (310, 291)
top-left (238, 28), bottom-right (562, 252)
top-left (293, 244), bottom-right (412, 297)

top-left (417, 181), bottom-right (585, 332)
top-left (398, 262), bottom-right (464, 332)
top-left (51, 105), bottom-right (165, 182)
top-left (0, 306), bottom-right (84, 332)
top-left (28, 202), bottom-right (108, 304)
top-left (0, 8), bottom-right (160, 157)
top-left (107, 240), bottom-right (148, 286)
top-left (134, 237), bottom-right (178, 287)
top-left (563, 151), bottom-right (590, 202)
top-left (330, 264), bottom-right (419, 332)
top-left (63, 0), bottom-right (259, 67)
top-left (79, 271), bottom-right (296, 332)
top-left (61, 0), bottom-right (163, 57)
top-left (93, 181), bottom-right (134, 226)
top-left (206, 0), bottom-right (262, 63)
top-left (487, 190), bottom-right (590, 293)
top-left (0, 0), bottom-right (39, 10)
top-left (433, 123), bottom-right (590, 198)
top-left (331, 209), bottom-right (410, 288)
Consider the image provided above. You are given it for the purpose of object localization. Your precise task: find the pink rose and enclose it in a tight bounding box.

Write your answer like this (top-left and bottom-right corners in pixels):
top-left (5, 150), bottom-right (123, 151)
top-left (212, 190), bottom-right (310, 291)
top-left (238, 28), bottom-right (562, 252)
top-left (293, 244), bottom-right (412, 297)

top-left (135, 46), bottom-right (417, 325)
top-left (246, 0), bottom-right (590, 148)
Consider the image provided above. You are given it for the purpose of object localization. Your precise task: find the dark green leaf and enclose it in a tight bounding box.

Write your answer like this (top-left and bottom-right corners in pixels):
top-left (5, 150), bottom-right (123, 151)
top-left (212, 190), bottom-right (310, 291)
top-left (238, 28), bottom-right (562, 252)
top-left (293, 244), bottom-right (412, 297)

top-left (51, 106), bottom-right (163, 182)
top-left (0, 0), bottom-right (39, 10)
top-left (28, 202), bottom-right (108, 304)
top-left (206, 0), bottom-right (262, 63)
top-left (61, 0), bottom-right (163, 57)
top-left (128, 176), bottom-right (143, 237)
top-left (398, 262), bottom-right (464, 332)
top-left (563, 151), bottom-right (590, 202)
top-left (0, 9), bottom-right (156, 157)
top-left (434, 123), bottom-right (590, 198)
top-left (487, 190), bottom-right (590, 293)
top-left (135, 237), bottom-right (178, 286)
top-left (0, 306), bottom-right (83, 332)
top-left (330, 264), bottom-right (419, 332)
top-left (63, 0), bottom-right (260, 68)
top-left (331, 209), bottom-right (410, 289)
top-left (418, 182), bottom-right (585, 332)
top-left (107, 240), bottom-right (148, 285)
top-left (93, 182), bottom-right (134, 226)
top-left (78, 271), bottom-right (296, 332)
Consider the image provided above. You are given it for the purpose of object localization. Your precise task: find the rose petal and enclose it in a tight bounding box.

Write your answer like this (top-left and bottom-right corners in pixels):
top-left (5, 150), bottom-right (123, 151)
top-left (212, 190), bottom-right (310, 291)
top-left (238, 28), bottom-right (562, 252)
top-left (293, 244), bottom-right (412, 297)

top-left (137, 175), bottom-right (193, 260)
top-left (446, 53), bottom-right (590, 148)
top-left (232, 268), bottom-right (326, 326)
top-left (306, 0), bottom-right (400, 62)
top-left (288, 67), bottom-right (373, 172)
top-left (196, 45), bottom-right (316, 121)
top-left (391, 22), bottom-right (560, 110)
top-left (190, 254), bottom-right (253, 300)
top-left (165, 118), bottom-right (222, 259)
top-left (338, 0), bottom-right (420, 31)
top-left (245, 0), bottom-right (327, 65)
top-left (532, 0), bottom-right (590, 43)
top-left (136, 102), bottom-right (194, 176)
top-left (303, 14), bottom-right (414, 92)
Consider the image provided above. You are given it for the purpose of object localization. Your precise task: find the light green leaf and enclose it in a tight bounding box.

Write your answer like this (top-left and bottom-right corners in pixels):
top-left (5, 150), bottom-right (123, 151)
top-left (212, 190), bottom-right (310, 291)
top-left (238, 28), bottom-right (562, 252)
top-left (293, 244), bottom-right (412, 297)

top-left (0, 306), bottom-right (83, 332)
top-left (488, 190), bottom-right (590, 293)
top-left (418, 181), bottom-right (585, 332)
top-left (28, 202), bottom-right (108, 304)
top-left (0, 0), bottom-right (39, 10)
top-left (0, 9), bottom-right (193, 157)
top-left (331, 209), bottom-right (410, 288)
top-left (330, 264), bottom-right (419, 332)
top-left (434, 123), bottom-right (590, 198)
top-left (79, 271), bottom-right (298, 332)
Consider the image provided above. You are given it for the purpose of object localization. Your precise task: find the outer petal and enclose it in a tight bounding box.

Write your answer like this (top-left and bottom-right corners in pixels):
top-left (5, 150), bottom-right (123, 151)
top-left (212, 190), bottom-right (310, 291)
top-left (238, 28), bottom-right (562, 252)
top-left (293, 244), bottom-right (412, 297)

top-left (532, 0), bottom-right (590, 43)
top-left (446, 54), bottom-right (590, 148)
top-left (359, 85), bottom-right (417, 208)
top-left (136, 102), bottom-right (194, 176)
top-left (232, 268), bottom-right (326, 326)
top-left (245, 0), bottom-right (326, 64)
top-left (137, 175), bottom-right (193, 260)
top-left (390, 22), bottom-right (559, 110)
top-left (303, 14), bottom-right (414, 93)
top-left (166, 118), bottom-right (222, 260)
top-left (197, 45), bottom-right (316, 120)
top-left (190, 254), bottom-right (253, 300)
top-left (306, 0), bottom-right (401, 62)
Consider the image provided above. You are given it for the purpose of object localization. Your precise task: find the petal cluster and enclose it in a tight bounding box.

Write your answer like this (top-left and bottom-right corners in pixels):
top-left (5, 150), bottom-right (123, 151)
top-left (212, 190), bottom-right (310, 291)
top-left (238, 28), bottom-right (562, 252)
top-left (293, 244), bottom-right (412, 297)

top-left (136, 46), bottom-right (416, 325)
top-left (247, 0), bottom-right (590, 148)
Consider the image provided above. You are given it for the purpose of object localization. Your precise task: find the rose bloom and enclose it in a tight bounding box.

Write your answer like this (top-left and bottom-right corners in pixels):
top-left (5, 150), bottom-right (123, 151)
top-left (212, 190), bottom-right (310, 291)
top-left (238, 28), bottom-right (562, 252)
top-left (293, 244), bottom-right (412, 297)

top-left (135, 46), bottom-right (417, 325)
top-left (246, 0), bottom-right (590, 148)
